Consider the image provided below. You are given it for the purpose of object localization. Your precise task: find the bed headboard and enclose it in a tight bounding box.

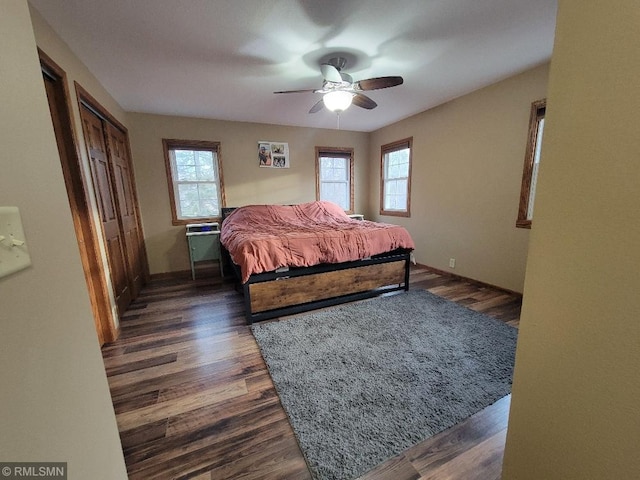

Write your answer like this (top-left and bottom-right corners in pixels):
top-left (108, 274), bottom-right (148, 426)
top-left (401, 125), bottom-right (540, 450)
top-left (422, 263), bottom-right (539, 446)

top-left (219, 207), bottom-right (238, 278)
top-left (221, 207), bottom-right (237, 225)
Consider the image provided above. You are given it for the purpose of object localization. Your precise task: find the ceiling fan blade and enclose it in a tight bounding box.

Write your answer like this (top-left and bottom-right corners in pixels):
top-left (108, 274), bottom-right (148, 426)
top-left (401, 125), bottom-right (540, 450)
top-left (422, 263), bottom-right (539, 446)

top-left (274, 88), bottom-right (317, 94)
top-left (309, 99), bottom-right (325, 113)
top-left (356, 76), bottom-right (404, 91)
top-left (352, 93), bottom-right (377, 110)
top-left (320, 63), bottom-right (343, 83)
top-left (340, 72), bottom-right (353, 83)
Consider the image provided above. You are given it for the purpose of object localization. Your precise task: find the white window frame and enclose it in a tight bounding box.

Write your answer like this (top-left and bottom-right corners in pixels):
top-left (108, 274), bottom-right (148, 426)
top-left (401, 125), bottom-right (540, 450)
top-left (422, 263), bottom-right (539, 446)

top-left (162, 139), bottom-right (226, 225)
top-left (380, 137), bottom-right (412, 217)
top-left (315, 147), bottom-right (354, 213)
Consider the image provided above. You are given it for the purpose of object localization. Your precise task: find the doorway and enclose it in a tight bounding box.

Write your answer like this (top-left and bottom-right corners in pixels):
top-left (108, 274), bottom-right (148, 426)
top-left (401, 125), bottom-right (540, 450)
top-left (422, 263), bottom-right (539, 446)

top-left (39, 50), bottom-right (148, 345)
top-left (39, 49), bottom-right (117, 345)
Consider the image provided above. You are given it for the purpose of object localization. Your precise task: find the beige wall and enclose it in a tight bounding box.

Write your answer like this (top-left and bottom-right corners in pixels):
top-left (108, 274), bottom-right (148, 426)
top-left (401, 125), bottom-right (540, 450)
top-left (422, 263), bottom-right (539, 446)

top-left (369, 64), bottom-right (549, 293)
top-left (128, 113), bottom-right (369, 274)
top-left (0, 1), bottom-right (127, 478)
top-left (502, 1), bottom-right (640, 478)
top-left (30, 6), bottom-right (127, 126)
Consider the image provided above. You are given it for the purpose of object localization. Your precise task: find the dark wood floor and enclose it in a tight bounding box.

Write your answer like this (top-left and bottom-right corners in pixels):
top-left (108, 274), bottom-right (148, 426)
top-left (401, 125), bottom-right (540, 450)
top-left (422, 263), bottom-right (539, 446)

top-left (101, 265), bottom-right (521, 479)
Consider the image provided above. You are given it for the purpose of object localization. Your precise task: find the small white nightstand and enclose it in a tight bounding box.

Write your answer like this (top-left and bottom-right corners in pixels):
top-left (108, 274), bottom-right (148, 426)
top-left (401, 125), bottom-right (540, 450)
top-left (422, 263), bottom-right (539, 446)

top-left (186, 222), bottom-right (222, 279)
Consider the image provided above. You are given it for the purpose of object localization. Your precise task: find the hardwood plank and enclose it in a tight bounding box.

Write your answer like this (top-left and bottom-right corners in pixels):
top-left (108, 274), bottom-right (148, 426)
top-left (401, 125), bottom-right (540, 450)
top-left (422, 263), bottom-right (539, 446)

top-left (103, 332), bottom-right (237, 370)
top-left (407, 395), bottom-right (510, 473)
top-left (418, 428), bottom-right (507, 480)
top-left (127, 415), bottom-right (293, 479)
top-left (357, 455), bottom-right (421, 480)
top-left (104, 352), bottom-right (178, 376)
top-left (101, 266), bottom-right (520, 480)
top-left (184, 472), bottom-right (211, 480)
top-left (112, 389), bottom-right (160, 415)
top-left (165, 387), bottom-right (279, 437)
top-left (467, 294), bottom-right (514, 312)
top-left (120, 324), bottom-right (242, 354)
top-left (195, 435), bottom-right (311, 480)
top-left (116, 379), bottom-right (248, 431)
top-left (106, 337), bottom-right (256, 390)
top-left (109, 352), bottom-right (264, 401)
top-left (119, 418), bottom-right (168, 450)
top-left (124, 401), bottom-right (289, 468)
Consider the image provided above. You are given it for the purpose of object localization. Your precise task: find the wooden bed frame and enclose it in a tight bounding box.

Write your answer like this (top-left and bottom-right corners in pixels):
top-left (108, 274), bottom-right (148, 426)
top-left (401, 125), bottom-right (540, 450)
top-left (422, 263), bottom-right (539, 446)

top-left (220, 208), bottom-right (411, 324)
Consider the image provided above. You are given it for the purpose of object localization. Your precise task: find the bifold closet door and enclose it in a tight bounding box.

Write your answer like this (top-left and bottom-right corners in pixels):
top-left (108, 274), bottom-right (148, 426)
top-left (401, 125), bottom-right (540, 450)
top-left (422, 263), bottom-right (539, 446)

top-left (106, 123), bottom-right (144, 299)
top-left (80, 105), bottom-right (132, 315)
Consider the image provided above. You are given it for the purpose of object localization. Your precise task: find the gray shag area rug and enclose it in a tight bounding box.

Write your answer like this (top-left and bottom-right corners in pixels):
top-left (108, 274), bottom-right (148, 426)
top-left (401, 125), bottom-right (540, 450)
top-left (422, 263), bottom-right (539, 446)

top-left (251, 289), bottom-right (517, 480)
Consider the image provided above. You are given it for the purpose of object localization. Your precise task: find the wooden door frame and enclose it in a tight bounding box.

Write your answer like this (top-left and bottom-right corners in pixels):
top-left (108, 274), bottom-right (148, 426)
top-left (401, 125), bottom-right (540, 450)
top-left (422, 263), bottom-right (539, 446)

top-left (74, 83), bottom-right (150, 285)
top-left (38, 48), bottom-right (118, 344)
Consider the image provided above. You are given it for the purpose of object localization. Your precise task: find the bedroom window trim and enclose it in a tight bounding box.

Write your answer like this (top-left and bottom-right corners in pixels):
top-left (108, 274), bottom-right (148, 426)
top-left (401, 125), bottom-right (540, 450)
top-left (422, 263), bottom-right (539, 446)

top-left (380, 137), bottom-right (412, 217)
top-left (516, 99), bottom-right (546, 228)
top-left (163, 138), bottom-right (226, 226)
top-left (315, 146), bottom-right (354, 213)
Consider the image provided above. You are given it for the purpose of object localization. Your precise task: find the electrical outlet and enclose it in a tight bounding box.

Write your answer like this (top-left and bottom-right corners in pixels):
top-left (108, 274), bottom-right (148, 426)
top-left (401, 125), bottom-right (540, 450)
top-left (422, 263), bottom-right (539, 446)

top-left (449, 258), bottom-right (456, 268)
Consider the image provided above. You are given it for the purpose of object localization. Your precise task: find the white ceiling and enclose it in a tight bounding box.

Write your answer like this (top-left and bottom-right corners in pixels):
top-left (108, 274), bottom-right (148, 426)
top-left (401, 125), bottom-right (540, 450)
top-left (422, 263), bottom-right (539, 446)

top-left (29, 0), bottom-right (557, 132)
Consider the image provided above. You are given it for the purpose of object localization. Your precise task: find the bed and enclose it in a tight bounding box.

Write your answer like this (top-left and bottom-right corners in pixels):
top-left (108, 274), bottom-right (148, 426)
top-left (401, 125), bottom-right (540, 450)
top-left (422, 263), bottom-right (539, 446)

top-left (220, 201), bottom-right (415, 323)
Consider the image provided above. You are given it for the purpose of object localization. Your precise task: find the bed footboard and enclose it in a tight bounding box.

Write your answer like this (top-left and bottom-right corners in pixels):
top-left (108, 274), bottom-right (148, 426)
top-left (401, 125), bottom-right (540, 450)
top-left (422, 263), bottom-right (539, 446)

top-left (241, 250), bottom-right (411, 324)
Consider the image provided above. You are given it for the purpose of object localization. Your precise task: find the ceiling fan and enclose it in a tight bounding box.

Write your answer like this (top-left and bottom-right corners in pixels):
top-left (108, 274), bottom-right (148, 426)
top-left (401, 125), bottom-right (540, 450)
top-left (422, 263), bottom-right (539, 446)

top-left (274, 57), bottom-right (404, 114)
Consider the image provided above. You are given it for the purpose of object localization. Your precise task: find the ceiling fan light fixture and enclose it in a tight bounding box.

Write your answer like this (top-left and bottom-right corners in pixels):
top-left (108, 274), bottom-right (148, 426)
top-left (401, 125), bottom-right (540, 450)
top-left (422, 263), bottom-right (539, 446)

top-left (323, 91), bottom-right (353, 112)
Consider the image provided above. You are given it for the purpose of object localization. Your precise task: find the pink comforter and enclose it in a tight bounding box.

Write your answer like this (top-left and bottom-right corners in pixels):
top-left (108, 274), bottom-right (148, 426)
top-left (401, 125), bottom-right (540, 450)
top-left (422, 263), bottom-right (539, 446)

top-left (220, 201), bottom-right (415, 283)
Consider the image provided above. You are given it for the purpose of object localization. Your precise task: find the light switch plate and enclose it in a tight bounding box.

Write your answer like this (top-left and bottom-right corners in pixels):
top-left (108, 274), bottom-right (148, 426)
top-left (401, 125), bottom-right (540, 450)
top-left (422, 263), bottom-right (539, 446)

top-left (0, 206), bottom-right (32, 278)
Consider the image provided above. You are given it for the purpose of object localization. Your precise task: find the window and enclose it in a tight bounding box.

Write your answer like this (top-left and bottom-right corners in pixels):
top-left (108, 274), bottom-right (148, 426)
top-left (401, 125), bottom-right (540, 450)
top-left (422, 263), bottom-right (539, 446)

top-left (517, 99), bottom-right (546, 228)
top-left (380, 137), bottom-right (412, 217)
top-left (315, 147), bottom-right (354, 212)
top-left (163, 139), bottom-right (225, 225)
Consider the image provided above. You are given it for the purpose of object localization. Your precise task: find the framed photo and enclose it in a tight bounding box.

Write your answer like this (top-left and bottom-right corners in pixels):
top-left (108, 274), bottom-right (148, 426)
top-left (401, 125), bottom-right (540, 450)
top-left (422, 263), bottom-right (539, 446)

top-left (258, 141), bottom-right (289, 168)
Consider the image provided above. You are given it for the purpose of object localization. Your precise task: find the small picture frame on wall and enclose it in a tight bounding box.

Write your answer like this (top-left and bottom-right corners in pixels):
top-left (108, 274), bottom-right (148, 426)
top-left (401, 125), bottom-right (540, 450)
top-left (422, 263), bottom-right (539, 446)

top-left (258, 141), bottom-right (289, 168)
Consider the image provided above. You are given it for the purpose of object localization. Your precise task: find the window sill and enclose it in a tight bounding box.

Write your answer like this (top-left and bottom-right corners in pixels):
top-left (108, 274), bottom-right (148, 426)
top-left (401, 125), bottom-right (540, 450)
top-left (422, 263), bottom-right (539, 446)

top-left (380, 210), bottom-right (410, 218)
top-left (172, 217), bottom-right (221, 226)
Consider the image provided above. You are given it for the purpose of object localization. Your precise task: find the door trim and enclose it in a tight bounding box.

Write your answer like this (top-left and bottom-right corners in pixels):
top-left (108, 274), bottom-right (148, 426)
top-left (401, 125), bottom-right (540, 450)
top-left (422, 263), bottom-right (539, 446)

top-left (38, 48), bottom-right (118, 345)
